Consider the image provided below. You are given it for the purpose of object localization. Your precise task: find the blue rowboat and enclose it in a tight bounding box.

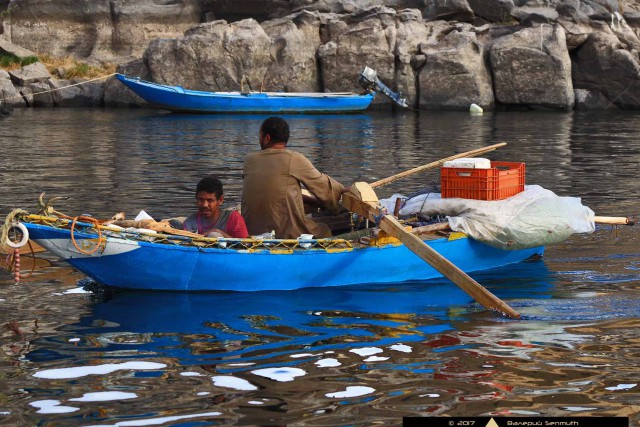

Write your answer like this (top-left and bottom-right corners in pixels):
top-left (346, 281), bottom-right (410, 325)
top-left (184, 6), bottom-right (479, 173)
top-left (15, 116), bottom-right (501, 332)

top-left (114, 74), bottom-right (376, 114)
top-left (17, 215), bottom-right (544, 292)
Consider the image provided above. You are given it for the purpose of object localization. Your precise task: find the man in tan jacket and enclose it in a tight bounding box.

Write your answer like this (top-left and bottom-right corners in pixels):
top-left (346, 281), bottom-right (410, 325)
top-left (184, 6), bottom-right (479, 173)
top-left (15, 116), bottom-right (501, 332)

top-left (242, 117), bottom-right (346, 239)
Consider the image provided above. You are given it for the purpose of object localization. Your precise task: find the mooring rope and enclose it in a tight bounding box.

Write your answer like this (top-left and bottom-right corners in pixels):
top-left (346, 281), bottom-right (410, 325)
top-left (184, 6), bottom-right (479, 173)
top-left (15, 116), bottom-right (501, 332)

top-left (0, 72), bottom-right (117, 104)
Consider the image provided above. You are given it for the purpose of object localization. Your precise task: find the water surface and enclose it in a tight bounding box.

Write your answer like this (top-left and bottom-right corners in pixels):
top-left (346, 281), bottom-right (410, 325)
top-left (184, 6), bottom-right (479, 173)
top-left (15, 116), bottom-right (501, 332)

top-left (0, 108), bottom-right (639, 426)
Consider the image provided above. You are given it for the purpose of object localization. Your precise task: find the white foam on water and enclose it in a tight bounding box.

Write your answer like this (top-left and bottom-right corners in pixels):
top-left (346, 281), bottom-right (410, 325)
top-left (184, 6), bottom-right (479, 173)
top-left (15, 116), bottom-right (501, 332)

top-left (325, 386), bottom-right (375, 398)
top-left (29, 400), bottom-right (79, 414)
top-left (349, 347), bottom-right (383, 357)
top-left (389, 344), bottom-right (412, 353)
top-left (33, 361), bottom-right (167, 379)
top-left (563, 407), bottom-right (598, 412)
top-left (605, 383), bottom-right (637, 391)
top-left (364, 356), bottom-right (389, 362)
top-left (211, 375), bottom-right (258, 391)
top-left (251, 367), bottom-right (306, 382)
top-left (290, 353), bottom-right (321, 358)
top-left (69, 391), bottom-right (137, 402)
top-left (180, 372), bottom-right (203, 377)
top-left (505, 409), bottom-right (540, 415)
top-left (315, 358), bottom-right (341, 367)
top-left (83, 411), bottom-right (222, 426)
top-left (53, 287), bottom-right (92, 296)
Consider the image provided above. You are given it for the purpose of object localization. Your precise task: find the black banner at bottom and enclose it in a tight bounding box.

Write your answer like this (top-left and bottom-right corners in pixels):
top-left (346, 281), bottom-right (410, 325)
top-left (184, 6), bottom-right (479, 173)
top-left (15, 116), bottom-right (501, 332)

top-left (403, 417), bottom-right (628, 427)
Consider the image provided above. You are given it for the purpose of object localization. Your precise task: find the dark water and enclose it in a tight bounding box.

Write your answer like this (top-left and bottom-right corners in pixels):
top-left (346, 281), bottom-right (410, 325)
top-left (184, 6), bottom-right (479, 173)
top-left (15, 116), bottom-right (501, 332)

top-left (0, 108), bottom-right (639, 426)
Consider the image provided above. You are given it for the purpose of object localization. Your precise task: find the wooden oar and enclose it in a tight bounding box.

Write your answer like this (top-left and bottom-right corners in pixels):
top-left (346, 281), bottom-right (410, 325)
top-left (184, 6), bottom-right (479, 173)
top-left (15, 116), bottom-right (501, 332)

top-left (593, 216), bottom-right (635, 225)
top-left (370, 142), bottom-right (507, 188)
top-left (410, 216), bottom-right (635, 235)
top-left (343, 182), bottom-right (521, 318)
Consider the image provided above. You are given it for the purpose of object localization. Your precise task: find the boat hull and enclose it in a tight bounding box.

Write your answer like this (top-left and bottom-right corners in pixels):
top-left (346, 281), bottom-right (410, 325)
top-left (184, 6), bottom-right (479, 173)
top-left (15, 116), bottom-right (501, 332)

top-left (24, 223), bottom-right (544, 292)
top-left (115, 74), bottom-right (376, 113)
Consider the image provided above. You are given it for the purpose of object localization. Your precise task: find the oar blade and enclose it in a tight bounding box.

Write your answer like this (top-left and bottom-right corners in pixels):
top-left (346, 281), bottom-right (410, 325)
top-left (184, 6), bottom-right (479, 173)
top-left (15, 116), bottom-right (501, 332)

top-left (342, 184), bottom-right (520, 318)
top-left (379, 215), bottom-right (520, 318)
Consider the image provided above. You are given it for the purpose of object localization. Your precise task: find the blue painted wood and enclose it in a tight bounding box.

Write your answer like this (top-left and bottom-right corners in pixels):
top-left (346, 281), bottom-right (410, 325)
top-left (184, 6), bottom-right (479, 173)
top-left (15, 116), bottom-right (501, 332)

top-left (115, 74), bottom-right (376, 113)
top-left (24, 222), bottom-right (544, 292)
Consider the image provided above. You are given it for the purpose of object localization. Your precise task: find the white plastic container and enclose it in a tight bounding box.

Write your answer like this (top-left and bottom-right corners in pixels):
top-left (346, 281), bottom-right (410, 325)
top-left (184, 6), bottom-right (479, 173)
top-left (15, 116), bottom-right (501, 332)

top-left (442, 158), bottom-right (491, 169)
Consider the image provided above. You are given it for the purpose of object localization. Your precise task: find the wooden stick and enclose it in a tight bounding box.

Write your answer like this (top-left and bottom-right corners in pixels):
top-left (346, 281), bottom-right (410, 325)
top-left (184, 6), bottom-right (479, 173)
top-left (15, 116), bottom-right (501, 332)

top-left (343, 182), bottom-right (520, 318)
top-left (109, 219), bottom-right (203, 238)
top-left (370, 142), bottom-right (507, 188)
top-left (593, 216), bottom-right (635, 225)
top-left (411, 222), bottom-right (451, 234)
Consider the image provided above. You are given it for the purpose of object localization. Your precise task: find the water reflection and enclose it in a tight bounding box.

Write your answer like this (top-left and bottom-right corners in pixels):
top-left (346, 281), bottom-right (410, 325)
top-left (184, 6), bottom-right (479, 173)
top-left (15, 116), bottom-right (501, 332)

top-left (22, 261), bottom-right (556, 370)
top-left (2, 108), bottom-right (640, 425)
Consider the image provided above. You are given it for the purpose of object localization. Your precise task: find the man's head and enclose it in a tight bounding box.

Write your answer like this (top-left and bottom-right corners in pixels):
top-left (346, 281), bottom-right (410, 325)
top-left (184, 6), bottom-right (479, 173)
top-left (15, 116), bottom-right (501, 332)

top-left (195, 175), bottom-right (224, 219)
top-left (259, 116), bottom-right (289, 149)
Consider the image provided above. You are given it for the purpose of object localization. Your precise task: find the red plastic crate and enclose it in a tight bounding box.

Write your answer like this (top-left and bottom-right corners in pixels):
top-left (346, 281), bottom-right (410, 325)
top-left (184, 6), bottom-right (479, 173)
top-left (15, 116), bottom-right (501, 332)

top-left (440, 161), bottom-right (525, 200)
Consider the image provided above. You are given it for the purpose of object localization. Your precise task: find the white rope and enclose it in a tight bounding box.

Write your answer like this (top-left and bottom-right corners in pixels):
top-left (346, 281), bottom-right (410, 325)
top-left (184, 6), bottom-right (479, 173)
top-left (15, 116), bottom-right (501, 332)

top-left (0, 72), bottom-right (117, 103)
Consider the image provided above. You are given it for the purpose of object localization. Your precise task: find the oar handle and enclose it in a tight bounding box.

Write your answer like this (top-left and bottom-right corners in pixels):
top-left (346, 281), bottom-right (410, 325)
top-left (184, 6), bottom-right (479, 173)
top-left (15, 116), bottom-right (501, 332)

top-left (593, 216), bottom-right (635, 226)
top-left (370, 142), bottom-right (507, 188)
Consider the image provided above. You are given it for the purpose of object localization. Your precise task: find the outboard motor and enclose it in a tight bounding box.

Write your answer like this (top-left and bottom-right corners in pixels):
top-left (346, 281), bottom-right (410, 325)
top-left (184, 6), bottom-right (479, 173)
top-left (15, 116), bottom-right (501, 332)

top-left (358, 66), bottom-right (408, 108)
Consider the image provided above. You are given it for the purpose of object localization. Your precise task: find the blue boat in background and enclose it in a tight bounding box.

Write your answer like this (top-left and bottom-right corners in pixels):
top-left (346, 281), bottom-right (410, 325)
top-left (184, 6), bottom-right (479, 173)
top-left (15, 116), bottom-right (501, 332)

top-left (115, 74), bottom-right (376, 113)
top-left (114, 67), bottom-right (407, 113)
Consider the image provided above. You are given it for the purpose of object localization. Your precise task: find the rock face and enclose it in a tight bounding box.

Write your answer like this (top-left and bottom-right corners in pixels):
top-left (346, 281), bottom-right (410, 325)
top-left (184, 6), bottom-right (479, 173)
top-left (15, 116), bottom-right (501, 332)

top-left (418, 28), bottom-right (494, 110)
top-left (3, 0), bottom-right (640, 110)
top-left (490, 25), bottom-right (574, 110)
top-left (5, 0), bottom-right (201, 63)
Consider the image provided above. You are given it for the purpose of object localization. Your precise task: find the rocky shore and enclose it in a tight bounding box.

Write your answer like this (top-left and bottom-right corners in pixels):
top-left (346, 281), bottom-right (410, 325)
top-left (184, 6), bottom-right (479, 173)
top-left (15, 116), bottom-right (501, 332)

top-left (2, 0), bottom-right (640, 111)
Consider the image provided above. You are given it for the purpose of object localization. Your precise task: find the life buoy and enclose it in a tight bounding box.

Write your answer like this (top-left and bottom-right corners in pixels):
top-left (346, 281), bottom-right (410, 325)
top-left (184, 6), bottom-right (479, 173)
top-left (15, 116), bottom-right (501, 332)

top-left (5, 222), bottom-right (29, 248)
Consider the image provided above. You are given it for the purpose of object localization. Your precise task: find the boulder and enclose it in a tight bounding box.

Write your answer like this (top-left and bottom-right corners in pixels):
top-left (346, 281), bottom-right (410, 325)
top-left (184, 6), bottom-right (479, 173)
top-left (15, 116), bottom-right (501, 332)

top-left (511, 6), bottom-right (559, 24)
top-left (0, 71), bottom-right (26, 108)
top-left (422, 0), bottom-right (475, 22)
top-left (290, 0), bottom-right (387, 15)
top-left (467, 0), bottom-right (514, 23)
top-left (318, 7), bottom-right (396, 98)
top-left (104, 59), bottom-right (150, 107)
top-left (9, 62), bottom-right (52, 86)
top-left (572, 32), bottom-right (640, 109)
top-left (574, 88), bottom-right (614, 110)
top-left (50, 78), bottom-right (104, 107)
top-left (394, 9), bottom-right (432, 107)
top-left (262, 11), bottom-right (324, 92)
top-left (490, 24), bottom-right (574, 109)
top-left (0, 36), bottom-right (37, 58)
top-left (25, 81), bottom-right (55, 107)
top-left (417, 29), bottom-right (494, 110)
top-left (145, 18), bottom-right (273, 91)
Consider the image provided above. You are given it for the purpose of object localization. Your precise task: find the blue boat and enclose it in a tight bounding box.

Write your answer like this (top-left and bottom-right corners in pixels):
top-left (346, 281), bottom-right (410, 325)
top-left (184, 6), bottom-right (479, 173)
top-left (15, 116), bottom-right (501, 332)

top-left (115, 74), bottom-right (376, 114)
top-left (14, 215), bottom-right (544, 292)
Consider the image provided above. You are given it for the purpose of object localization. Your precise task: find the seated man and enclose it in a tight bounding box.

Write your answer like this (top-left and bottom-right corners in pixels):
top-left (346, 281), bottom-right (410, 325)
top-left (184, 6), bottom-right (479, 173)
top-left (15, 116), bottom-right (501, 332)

top-left (242, 116), bottom-right (346, 239)
top-left (183, 175), bottom-right (248, 238)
